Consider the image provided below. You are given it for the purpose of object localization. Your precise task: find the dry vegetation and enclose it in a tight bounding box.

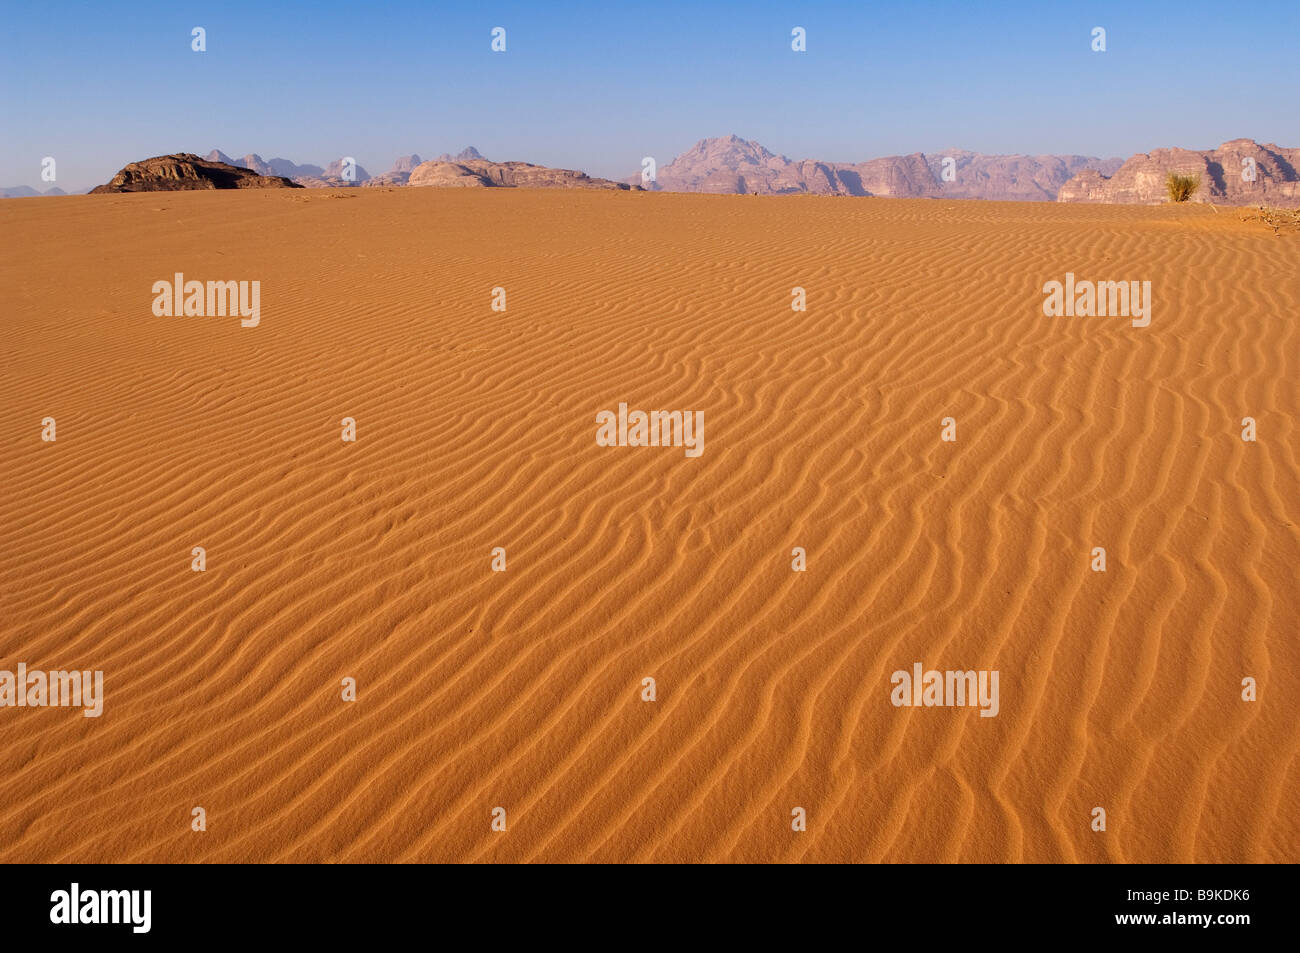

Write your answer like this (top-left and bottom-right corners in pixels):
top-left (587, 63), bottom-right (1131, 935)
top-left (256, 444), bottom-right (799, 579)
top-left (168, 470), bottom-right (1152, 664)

top-left (1165, 172), bottom-right (1200, 203)
top-left (1241, 205), bottom-right (1300, 234)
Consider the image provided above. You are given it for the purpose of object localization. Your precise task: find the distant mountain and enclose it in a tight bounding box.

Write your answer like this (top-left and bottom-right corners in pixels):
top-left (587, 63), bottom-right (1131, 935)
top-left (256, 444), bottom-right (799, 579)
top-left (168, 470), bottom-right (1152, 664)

top-left (0, 185), bottom-right (66, 198)
top-left (436, 146), bottom-right (486, 163)
top-left (266, 157), bottom-right (324, 178)
top-left (636, 135), bottom-right (1123, 201)
top-left (296, 156), bottom-right (373, 188)
top-left (208, 149), bottom-right (376, 186)
top-left (407, 157), bottom-right (635, 191)
top-left (207, 150), bottom-right (315, 178)
top-left (1057, 139), bottom-right (1300, 206)
top-left (364, 155), bottom-right (424, 188)
top-left (923, 150), bottom-right (1125, 202)
top-left (90, 154), bottom-right (303, 193)
top-left (391, 154), bottom-right (424, 173)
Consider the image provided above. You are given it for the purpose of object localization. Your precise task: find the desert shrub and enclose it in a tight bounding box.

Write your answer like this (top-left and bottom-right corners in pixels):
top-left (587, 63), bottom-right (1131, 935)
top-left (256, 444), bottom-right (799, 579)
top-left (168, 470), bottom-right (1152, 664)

top-left (1165, 172), bottom-right (1200, 203)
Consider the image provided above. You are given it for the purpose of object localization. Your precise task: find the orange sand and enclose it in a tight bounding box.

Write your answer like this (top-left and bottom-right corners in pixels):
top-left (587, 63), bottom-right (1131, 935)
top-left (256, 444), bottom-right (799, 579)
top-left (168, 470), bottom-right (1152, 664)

top-left (0, 188), bottom-right (1296, 862)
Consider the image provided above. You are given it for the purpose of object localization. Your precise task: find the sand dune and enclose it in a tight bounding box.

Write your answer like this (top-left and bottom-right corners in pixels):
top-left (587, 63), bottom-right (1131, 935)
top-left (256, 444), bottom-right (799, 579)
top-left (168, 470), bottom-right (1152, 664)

top-left (0, 189), bottom-right (1296, 862)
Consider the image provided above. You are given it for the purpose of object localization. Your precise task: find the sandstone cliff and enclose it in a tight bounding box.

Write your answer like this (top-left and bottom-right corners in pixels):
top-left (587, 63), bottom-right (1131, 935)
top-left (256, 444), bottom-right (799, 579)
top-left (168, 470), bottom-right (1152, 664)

top-left (1057, 139), bottom-right (1300, 206)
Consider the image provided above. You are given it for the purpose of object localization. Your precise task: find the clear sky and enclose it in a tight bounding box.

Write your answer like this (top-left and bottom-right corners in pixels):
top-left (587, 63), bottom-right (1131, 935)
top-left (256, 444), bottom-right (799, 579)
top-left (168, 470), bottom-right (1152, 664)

top-left (3, 0), bottom-right (1297, 192)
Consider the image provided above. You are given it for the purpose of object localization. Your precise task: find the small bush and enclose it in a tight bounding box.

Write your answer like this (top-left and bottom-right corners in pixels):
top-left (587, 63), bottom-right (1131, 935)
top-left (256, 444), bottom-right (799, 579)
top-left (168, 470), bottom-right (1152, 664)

top-left (1166, 172), bottom-right (1200, 203)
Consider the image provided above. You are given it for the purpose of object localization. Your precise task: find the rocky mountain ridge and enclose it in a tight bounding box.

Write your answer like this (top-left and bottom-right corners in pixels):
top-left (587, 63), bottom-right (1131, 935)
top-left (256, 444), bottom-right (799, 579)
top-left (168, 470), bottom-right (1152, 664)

top-left (638, 134), bottom-right (1126, 201)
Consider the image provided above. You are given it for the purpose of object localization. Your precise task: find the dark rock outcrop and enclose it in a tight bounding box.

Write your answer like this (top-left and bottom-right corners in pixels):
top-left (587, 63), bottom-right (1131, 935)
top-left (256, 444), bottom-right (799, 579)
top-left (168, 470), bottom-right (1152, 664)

top-left (91, 154), bottom-right (303, 192)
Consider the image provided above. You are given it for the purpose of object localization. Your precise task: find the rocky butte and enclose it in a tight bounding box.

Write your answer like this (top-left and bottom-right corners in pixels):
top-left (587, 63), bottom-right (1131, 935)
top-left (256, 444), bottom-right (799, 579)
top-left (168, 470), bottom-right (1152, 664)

top-left (405, 156), bottom-right (635, 190)
top-left (90, 154), bottom-right (303, 193)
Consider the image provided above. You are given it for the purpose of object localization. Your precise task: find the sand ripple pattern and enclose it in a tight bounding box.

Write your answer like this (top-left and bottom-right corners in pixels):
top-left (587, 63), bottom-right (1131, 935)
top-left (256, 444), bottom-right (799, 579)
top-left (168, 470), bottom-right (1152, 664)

top-left (0, 190), bottom-right (1296, 862)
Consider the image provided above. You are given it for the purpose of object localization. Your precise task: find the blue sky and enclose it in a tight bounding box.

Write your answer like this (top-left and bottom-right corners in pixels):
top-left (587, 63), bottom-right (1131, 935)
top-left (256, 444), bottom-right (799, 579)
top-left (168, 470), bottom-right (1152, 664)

top-left (3, 0), bottom-right (1297, 191)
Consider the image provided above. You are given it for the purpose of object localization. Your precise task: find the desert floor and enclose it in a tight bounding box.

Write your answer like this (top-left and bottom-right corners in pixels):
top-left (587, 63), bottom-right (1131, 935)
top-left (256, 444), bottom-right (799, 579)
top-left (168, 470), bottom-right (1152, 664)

top-left (1, 188), bottom-right (1296, 862)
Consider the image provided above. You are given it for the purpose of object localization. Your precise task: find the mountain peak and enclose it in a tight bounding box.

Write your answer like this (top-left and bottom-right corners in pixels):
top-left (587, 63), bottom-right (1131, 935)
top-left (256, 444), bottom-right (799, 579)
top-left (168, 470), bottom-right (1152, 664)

top-left (436, 146), bottom-right (487, 163)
